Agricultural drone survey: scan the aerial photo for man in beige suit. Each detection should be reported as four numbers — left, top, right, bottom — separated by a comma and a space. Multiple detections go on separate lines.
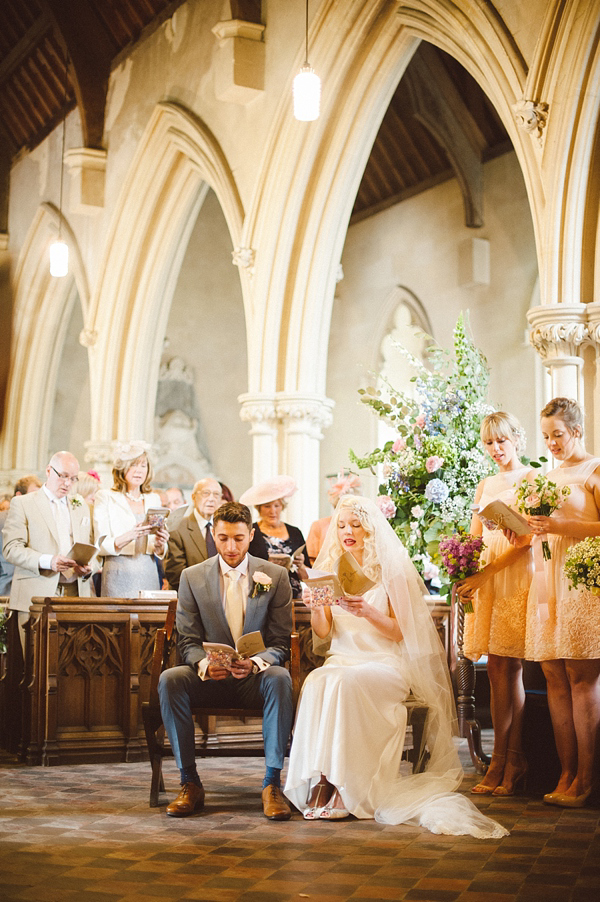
165, 478, 223, 590
3, 451, 94, 646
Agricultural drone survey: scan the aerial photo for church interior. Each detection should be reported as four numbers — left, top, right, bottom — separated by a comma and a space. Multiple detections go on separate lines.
1, 1, 600, 900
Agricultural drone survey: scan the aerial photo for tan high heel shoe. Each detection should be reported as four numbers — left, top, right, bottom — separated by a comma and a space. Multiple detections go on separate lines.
471, 753, 505, 795
492, 749, 528, 797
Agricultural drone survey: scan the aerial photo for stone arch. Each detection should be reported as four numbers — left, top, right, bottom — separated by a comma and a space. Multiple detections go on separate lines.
244, 0, 544, 406
1, 202, 90, 471
86, 101, 244, 455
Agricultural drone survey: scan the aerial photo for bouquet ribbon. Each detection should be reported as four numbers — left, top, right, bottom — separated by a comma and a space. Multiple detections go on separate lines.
532, 534, 549, 622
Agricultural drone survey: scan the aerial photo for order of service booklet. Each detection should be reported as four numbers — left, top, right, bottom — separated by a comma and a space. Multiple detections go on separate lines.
203, 631, 266, 668
476, 500, 531, 536
66, 542, 98, 566
142, 507, 170, 533
302, 551, 376, 606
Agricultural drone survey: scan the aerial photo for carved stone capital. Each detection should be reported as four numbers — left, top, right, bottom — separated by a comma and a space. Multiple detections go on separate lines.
83, 440, 117, 466
527, 305, 590, 362
232, 246, 255, 276
238, 393, 278, 432
584, 303, 600, 348
275, 393, 335, 439
513, 99, 548, 146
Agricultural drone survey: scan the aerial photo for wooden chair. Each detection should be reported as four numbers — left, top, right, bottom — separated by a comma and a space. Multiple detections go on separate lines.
142, 599, 301, 806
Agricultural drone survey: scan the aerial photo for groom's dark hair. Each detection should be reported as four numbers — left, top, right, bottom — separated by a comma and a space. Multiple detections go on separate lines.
213, 501, 253, 531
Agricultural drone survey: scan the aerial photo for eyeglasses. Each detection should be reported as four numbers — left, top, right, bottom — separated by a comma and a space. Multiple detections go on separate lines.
50, 466, 78, 485
198, 491, 222, 500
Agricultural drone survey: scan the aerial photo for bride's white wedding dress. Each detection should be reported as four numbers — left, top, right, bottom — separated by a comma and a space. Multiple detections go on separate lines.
284, 497, 508, 838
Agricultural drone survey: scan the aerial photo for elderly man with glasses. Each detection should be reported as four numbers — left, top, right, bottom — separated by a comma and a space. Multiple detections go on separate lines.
3, 451, 94, 648
166, 478, 242, 590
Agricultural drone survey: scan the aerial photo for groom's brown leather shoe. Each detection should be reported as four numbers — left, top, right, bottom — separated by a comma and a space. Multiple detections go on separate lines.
262, 784, 291, 820
166, 782, 205, 817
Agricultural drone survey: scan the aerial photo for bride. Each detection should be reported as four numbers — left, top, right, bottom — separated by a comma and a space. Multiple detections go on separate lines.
284, 495, 508, 837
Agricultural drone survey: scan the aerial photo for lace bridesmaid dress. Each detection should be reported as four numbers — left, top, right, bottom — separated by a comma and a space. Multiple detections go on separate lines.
524, 457, 600, 661
464, 467, 533, 662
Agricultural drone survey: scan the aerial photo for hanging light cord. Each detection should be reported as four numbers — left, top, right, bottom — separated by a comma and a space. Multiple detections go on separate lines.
57, 54, 68, 240
304, 0, 309, 66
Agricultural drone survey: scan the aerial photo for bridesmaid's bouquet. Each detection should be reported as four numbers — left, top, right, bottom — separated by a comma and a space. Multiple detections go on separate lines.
514, 474, 571, 560
564, 537, 600, 595
438, 531, 486, 613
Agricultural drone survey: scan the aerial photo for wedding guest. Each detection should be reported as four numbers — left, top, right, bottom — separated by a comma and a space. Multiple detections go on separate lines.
284, 495, 507, 837
306, 471, 361, 563
457, 412, 534, 795
240, 476, 309, 598
522, 398, 600, 808
165, 478, 222, 590
69, 471, 101, 507
220, 482, 235, 503
3, 454, 93, 646
93, 443, 168, 596
165, 487, 185, 511
0, 474, 42, 597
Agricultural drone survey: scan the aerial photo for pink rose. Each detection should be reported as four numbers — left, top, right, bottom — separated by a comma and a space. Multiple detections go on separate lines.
415, 414, 426, 428
411, 505, 424, 518
425, 455, 444, 473
525, 493, 540, 508
377, 495, 396, 520
392, 438, 406, 453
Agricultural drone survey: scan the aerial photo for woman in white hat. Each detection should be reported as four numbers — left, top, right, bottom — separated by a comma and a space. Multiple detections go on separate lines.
240, 476, 310, 599
93, 442, 168, 596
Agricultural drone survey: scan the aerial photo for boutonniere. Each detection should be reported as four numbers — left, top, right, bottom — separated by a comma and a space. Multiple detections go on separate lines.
70, 497, 82, 508
251, 571, 272, 597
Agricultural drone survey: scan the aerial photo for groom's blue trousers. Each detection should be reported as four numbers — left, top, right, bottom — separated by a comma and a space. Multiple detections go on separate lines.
158, 664, 293, 771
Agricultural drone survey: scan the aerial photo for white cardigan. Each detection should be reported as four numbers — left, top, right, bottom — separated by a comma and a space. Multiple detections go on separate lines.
93, 489, 165, 557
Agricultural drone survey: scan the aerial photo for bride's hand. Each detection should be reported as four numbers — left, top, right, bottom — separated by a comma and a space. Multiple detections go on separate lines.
302, 586, 315, 608
338, 595, 368, 617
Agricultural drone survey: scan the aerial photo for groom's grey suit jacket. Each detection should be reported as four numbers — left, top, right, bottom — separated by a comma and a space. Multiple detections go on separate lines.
176, 554, 293, 669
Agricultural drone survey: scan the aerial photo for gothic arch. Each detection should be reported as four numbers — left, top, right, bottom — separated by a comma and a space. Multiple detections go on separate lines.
244, 0, 544, 406
2, 203, 90, 470
86, 101, 245, 452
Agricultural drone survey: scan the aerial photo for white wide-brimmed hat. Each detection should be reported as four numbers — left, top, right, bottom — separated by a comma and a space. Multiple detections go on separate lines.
239, 475, 297, 508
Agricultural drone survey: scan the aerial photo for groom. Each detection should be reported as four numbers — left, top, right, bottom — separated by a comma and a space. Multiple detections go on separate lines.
158, 501, 294, 820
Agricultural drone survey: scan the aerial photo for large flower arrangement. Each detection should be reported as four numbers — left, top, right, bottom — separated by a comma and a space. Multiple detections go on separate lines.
350, 313, 495, 596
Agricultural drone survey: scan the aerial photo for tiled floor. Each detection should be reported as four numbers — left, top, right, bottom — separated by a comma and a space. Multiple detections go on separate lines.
1, 736, 599, 902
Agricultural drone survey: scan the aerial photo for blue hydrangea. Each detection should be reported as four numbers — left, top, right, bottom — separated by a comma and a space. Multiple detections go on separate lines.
424, 478, 450, 504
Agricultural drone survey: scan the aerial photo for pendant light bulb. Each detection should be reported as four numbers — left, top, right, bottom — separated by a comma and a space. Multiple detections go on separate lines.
49, 240, 69, 277
293, 65, 321, 121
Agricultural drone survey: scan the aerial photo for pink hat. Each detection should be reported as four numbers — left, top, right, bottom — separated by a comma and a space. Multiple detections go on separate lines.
239, 475, 297, 508
327, 472, 361, 504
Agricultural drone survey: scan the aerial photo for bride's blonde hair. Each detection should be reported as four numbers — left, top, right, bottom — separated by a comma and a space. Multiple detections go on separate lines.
318, 495, 382, 583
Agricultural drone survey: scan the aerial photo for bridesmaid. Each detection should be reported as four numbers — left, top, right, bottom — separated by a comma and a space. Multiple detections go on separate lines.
458, 412, 534, 795
524, 397, 600, 807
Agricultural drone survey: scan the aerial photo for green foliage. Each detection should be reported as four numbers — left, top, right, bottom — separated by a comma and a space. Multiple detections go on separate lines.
350, 312, 495, 595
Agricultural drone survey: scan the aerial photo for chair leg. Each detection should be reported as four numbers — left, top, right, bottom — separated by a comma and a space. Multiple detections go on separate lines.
143, 707, 166, 808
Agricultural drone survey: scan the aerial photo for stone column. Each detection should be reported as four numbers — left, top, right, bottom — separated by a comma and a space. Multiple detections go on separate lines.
238, 393, 278, 488
585, 302, 600, 452
276, 394, 335, 532
527, 305, 590, 402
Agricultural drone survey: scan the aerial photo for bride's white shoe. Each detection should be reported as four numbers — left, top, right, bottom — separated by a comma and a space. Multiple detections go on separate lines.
303, 783, 332, 819
319, 790, 350, 820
